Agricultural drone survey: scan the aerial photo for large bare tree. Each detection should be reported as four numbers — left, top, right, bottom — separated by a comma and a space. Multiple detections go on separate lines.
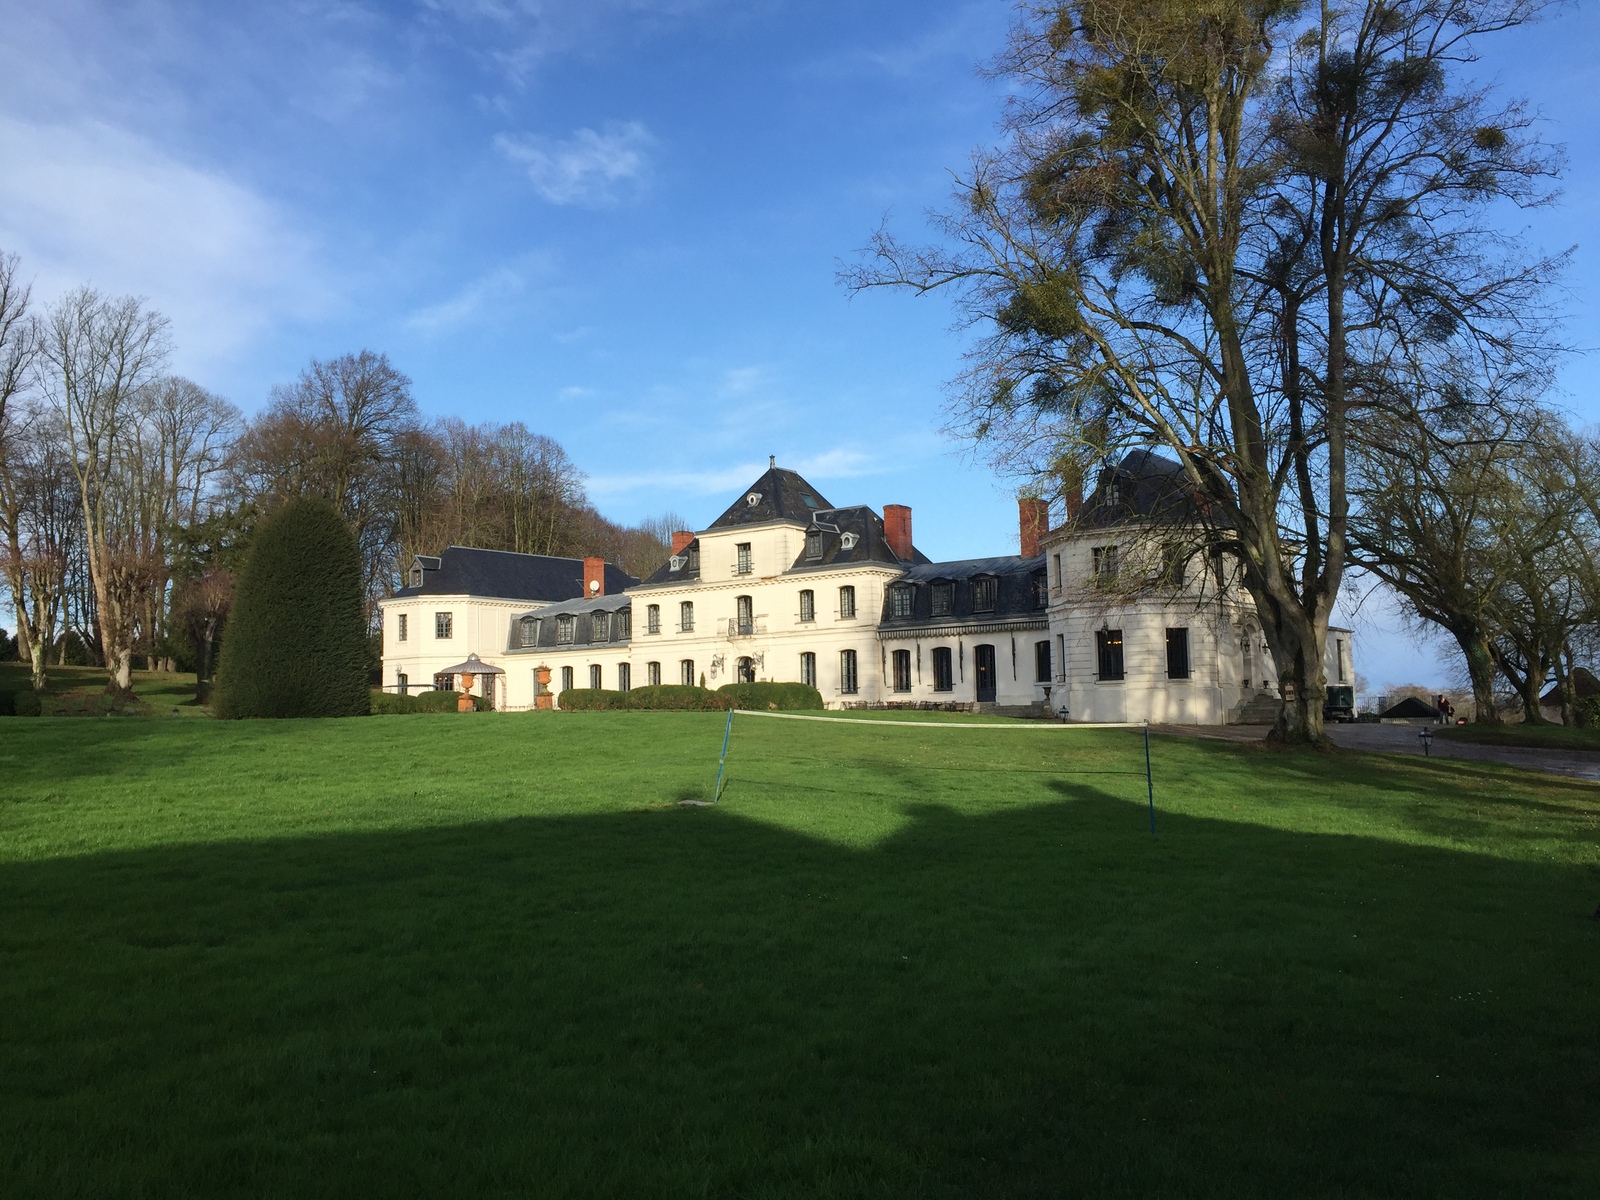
36, 287, 172, 694
849, 0, 1561, 742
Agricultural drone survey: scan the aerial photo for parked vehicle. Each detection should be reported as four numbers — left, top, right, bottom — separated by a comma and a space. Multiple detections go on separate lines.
1324, 685, 1356, 723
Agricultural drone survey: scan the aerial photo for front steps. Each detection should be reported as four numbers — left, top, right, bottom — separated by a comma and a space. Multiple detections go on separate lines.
1231, 691, 1284, 724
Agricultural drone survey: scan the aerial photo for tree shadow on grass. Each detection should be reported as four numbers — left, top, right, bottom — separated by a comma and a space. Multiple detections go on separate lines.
2, 790, 1597, 1199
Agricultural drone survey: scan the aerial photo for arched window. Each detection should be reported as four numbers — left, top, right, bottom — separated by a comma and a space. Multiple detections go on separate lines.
838, 586, 856, 619
735, 595, 753, 636
737, 656, 755, 683
647, 661, 661, 686
800, 652, 816, 687
798, 589, 814, 622
680, 659, 695, 686
840, 649, 858, 694
679, 601, 695, 632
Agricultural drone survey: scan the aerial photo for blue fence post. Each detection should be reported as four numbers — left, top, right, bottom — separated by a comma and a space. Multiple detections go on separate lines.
1144, 721, 1156, 835
713, 708, 735, 804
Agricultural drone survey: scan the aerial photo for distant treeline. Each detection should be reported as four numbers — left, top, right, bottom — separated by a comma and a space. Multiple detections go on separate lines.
0, 250, 682, 694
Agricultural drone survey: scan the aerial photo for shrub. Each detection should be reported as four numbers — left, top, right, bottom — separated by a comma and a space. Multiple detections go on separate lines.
556, 688, 633, 711
716, 681, 824, 711
613, 685, 730, 712
370, 690, 487, 714
214, 497, 371, 719
11, 690, 40, 717
1580, 695, 1600, 728
371, 690, 416, 714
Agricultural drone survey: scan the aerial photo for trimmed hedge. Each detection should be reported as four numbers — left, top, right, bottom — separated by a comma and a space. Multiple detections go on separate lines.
370, 690, 490, 714
215, 498, 371, 719
716, 681, 824, 711
555, 685, 729, 712
552, 683, 823, 713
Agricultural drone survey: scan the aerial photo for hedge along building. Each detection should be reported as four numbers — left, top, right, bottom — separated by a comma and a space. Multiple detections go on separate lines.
1040, 451, 1354, 725
378, 548, 638, 710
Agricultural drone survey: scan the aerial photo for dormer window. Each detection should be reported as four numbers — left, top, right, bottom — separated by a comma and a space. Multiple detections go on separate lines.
591, 612, 608, 642
972, 576, 997, 613
410, 566, 423, 587
840, 532, 859, 551
806, 529, 822, 559
931, 582, 953, 617
556, 615, 574, 645
519, 616, 539, 647
889, 586, 914, 619
687, 546, 699, 572
746, 492, 762, 507
1031, 570, 1048, 609
669, 555, 684, 572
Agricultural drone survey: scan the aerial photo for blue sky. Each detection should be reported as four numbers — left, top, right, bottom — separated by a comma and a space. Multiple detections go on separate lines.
2, 0, 1596, 692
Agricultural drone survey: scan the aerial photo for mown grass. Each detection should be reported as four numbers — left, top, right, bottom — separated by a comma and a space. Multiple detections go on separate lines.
0, 663, 202, 716
1, 712, 1598, 1197
1438, 720, 1600, 752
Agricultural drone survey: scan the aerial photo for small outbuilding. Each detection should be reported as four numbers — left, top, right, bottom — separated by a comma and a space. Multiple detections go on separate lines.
437, 653, 505, 711
1379, 696, 1440, 725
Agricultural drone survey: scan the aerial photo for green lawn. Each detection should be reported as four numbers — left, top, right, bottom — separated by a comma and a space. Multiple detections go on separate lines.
0, 663, 204, 716
1, 713, 1597, 1197
1438, 720, 1600, 752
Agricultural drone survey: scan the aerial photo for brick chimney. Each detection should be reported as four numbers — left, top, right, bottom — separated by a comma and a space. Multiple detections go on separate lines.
583, 556, 606, 597
1018, 497, 1050, 557
883, 504, 913, 561
670, 530, 695, 555
1065, 486, 1084, 522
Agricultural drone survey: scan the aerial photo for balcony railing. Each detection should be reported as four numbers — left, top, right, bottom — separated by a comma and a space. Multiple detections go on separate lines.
725, 619, 766, 639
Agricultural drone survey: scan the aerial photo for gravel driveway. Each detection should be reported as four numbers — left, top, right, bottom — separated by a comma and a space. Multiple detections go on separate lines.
1153, 721, 1600, 782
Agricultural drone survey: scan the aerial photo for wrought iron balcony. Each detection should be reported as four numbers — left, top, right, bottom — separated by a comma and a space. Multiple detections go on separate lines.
724, 619, 766, 639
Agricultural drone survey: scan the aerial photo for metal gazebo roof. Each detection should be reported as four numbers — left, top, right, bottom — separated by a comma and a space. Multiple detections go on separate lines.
437, 653, 504, 676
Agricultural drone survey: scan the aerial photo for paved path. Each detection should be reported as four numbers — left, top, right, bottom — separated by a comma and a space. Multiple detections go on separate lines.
1152, 722, 1600, 782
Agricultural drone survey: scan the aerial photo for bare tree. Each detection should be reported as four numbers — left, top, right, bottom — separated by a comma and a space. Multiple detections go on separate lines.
36, 287, 172, 694
848, 0, 1562, 743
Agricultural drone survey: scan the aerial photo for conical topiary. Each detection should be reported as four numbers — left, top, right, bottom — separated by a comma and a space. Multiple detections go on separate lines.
214, 496, 371, 719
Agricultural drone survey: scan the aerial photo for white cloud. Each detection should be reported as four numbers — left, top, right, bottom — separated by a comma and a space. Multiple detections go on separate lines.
405, 262, 536, 334
0, 113, 327, 372
494, 121, 655, 205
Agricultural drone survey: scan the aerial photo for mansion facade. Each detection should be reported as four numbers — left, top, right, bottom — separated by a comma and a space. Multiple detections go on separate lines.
379, 455, 1353, 723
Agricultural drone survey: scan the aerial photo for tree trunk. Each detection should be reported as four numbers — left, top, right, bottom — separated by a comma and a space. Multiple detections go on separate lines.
1262, 614, 1329, 746
1454, 629, 1501, 724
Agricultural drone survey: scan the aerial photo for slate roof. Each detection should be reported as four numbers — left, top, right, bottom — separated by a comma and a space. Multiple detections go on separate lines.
505, 594, 633, 652
1076, 449, 1203, 529
1380, 696, 1440, 719
639, 538, 701, 587
708, 465, 834, 529
787, 505, 930, 572
390, 546, 637, 602
878, 554, 1048, 633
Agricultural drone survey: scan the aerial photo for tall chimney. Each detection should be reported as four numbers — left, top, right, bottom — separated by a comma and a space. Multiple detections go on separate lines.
670, 530, 695, 555
583, 556, 606, 597
1018, 497, 1050, 557
1065, 486, 1084, 522
883, 504, 913, 561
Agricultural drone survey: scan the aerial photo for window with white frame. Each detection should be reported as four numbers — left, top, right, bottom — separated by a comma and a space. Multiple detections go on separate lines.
680, 659, 695, 686
519, 616, 538, 647
397, 613, 408, 642
590, 664, 602, 689
800, 651, 816, 687
889, 586, 914, 619
592, 612, 608, 642
647, 661, 661, 686
618, 662, 631, 691
435, 612, 453, 639
838, 586, 856, 619
616, 608, 631, 639
646, 604, 660, 634
805, 529, 823, 559
556, 615, 574, 644
799, 589, 814, 622
680, 601, 694, 632
840, 649, 858, 694
561, 666, 574, 691
736, 542, 752, 574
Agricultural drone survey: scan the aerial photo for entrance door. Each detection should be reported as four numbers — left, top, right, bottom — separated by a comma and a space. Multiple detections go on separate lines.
975, 644, 997, 702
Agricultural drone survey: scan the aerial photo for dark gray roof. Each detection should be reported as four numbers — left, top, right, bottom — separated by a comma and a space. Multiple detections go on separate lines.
640, 538, 701, 587
708, 466, 834, 529
787, 506, 929, 572
505, 596, 632, 652
1380, 696, 1439, 719
391, 546, 637, 602
1077, 450, 1202, 529
878, 554, 1047, 631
